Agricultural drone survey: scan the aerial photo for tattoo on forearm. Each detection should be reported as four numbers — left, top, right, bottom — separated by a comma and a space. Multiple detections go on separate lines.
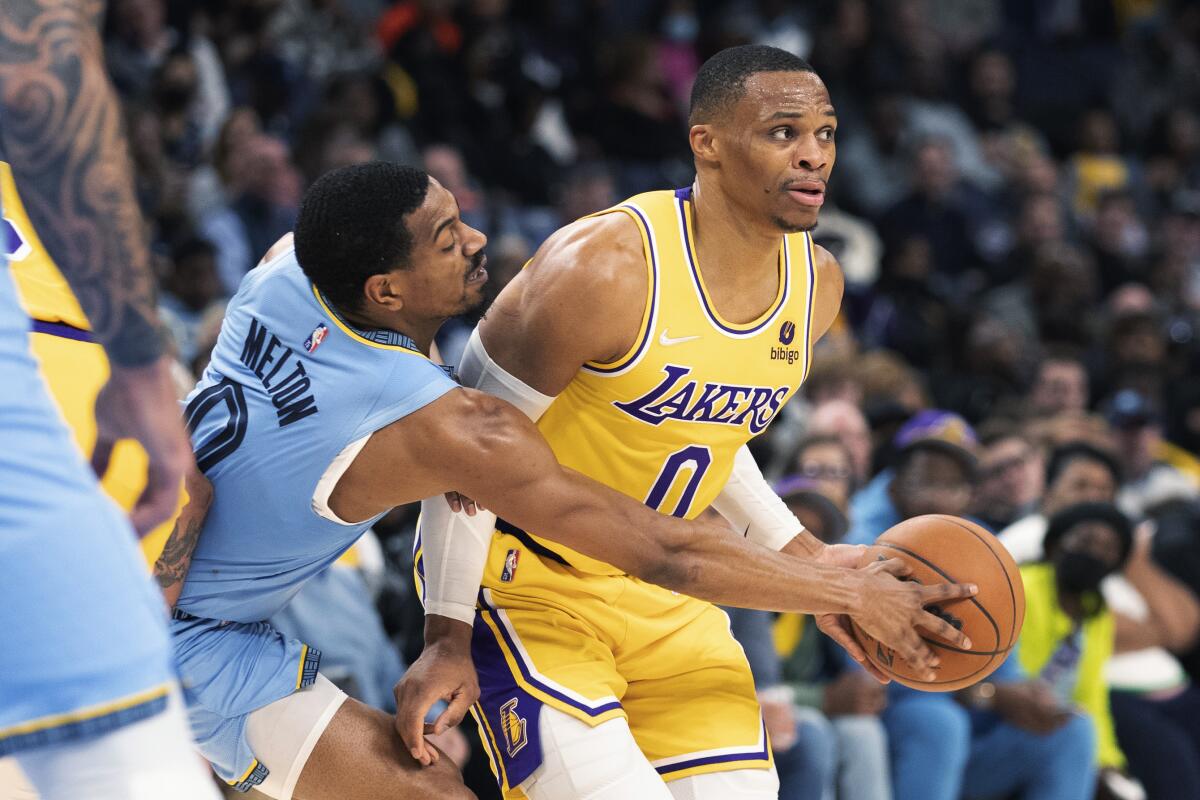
153, 515, 201, 593
0, 0, 163, 365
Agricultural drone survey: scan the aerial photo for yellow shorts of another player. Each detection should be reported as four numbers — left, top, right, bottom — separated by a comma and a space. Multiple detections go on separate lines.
28, 330, 178, 566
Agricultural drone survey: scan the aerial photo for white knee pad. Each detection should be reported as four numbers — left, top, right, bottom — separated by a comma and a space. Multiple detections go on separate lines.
666, 764, 780, 800
520, 707, 674, 800
13, 688, 221, 800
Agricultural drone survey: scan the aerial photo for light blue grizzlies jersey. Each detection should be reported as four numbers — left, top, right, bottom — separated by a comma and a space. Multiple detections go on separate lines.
175, 247, 458, 624
0, 182, 175, 756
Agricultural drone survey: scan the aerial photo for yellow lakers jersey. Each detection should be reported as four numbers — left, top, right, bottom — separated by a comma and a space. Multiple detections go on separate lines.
529, 188, 817, 574
2, 160, 179, 563
1, 161, 91, 329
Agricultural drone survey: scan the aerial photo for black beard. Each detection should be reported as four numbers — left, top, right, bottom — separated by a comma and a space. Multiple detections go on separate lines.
773, 216, 818, 234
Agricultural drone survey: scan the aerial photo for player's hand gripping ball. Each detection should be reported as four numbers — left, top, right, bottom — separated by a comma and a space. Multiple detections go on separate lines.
851, 515, 1026, 691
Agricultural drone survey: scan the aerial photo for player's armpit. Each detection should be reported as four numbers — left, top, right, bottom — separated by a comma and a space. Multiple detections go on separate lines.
477, 212, 648, 395
810, 244, 845, 341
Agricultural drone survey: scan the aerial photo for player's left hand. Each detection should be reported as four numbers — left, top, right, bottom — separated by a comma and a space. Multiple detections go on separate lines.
394, 616, 479, 767
93, 356, 192, 536
812, 543, 892, 684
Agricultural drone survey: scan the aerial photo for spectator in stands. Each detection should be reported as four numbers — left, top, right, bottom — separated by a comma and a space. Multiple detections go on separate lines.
1106, 390, 1199, 518
971, 420, 1045, 532
1026, 349, 1090, 419
1013, 502, 1135, 795
999, 441, 1121, 564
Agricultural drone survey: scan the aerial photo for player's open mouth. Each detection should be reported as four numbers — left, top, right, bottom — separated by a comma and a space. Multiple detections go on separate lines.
466, 256, 488, 285
786, 184, 825, 207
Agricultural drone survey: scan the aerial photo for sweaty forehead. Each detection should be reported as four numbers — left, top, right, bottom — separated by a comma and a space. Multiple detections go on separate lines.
407, 179, 454, 237
735, 71, 833, 121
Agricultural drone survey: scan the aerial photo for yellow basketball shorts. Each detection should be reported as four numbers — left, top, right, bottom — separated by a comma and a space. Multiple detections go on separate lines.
432, 528, 772, 798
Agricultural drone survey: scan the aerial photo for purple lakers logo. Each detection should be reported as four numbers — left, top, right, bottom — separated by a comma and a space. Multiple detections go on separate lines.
499, 698, 528, 757
779, 320, 796, 345
501, 549, 520, 583
304, 323, 328, 353
613, 364, 789, 435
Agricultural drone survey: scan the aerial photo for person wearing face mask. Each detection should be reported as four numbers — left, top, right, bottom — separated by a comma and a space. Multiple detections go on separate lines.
1017, 502, 1136, 796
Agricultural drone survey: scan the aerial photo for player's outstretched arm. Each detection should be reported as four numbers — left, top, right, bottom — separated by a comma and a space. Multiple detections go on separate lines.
0, 0, 189, 534
337, 388, 976, 649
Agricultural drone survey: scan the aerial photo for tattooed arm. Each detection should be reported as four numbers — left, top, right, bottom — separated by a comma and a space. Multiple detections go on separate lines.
154, 469, 212, 609
0, 0, 190, 535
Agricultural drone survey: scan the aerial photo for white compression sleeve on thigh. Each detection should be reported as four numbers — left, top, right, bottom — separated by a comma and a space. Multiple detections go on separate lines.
522, 707, 674, 800
709, 445, 804, 551
15, 688, 220, 800
666, 766, 781, 800
421, 329, 556, 625
243, 673, 348, 800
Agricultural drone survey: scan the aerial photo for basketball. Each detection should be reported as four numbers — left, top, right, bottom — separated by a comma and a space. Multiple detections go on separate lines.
851, 514, 1026, 692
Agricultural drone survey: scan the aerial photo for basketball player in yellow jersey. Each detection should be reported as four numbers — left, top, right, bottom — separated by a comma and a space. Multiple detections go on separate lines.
400, 45, 971, 800
0, 162, 181, 564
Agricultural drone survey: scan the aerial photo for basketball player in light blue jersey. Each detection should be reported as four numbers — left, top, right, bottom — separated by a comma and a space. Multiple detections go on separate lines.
0, 2, 220, 798
159, 161, 974, 800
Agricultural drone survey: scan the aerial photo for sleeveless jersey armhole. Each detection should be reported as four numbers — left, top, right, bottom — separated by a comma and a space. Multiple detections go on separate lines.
580, 204, 658, 375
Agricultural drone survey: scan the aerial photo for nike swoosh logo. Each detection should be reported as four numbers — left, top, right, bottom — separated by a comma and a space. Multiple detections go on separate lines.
659, 331, 701, 346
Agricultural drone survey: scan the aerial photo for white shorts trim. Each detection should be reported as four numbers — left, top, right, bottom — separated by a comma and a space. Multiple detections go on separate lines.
244, 673, 348, 800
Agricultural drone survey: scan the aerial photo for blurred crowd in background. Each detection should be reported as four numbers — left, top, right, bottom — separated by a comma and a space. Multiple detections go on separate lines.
95, 0, 1200, 797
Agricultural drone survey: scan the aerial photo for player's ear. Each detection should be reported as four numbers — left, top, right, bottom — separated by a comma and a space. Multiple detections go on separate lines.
689, 123, 719, 166
362, 273, 405, 312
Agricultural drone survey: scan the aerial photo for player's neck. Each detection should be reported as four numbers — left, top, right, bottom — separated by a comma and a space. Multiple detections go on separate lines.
690, 181, 785, 285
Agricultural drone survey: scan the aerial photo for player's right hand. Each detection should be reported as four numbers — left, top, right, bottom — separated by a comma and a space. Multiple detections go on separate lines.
394, 617, 480, 767
853, 558, 977, 681
93, 356, 191, 537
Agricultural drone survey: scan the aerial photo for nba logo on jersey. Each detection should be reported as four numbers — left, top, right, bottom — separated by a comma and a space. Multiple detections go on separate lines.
303, 323, 328, 353
501, 549, 520, 583
499, 698, 528, 757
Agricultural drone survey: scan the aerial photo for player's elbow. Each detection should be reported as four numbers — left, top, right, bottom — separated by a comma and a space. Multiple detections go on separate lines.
638, 533, 705, 595
456, 390, 536, 472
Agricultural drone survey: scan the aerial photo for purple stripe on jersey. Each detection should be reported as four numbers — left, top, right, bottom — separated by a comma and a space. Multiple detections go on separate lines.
30, 318, 96, 343
801, 232, 815, 382
676, 197, 789, 337
654, 721, 772, 776
582, 203, 658, 375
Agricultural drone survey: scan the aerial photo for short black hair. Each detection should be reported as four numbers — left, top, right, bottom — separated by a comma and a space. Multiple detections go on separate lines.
1045, 441, 1122, 487
294, 162, 430, 312
688, 45, 814, 125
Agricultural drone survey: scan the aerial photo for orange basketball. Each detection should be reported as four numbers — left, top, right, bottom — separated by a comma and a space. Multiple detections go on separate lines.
850, 514, 1026, 691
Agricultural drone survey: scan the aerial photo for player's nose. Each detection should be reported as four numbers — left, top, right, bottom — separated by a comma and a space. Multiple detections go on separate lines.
463, 223, 487, 255
792, 135, 827, 172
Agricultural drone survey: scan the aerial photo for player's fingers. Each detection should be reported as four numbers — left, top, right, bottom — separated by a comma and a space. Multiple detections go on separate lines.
130, 470, 183, 538
444, 492, 463, 513
434, 692, 473, 734
822, 617, 867, 663
895, 631, 938, 679
918, 612, 971, 650
918, 582, 978, 604
90, 438, 115, 479
859, 659, 892, 684
873, 557, 912, 578
394, 688, 436, 766
463, 498, 477, 516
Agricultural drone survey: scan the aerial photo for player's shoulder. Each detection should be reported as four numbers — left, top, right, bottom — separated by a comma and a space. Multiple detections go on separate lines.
522, 211, 646, 300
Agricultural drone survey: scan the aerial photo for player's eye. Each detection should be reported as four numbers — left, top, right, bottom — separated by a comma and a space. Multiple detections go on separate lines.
770, 126, 794, 141
818, 127, 836, 142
